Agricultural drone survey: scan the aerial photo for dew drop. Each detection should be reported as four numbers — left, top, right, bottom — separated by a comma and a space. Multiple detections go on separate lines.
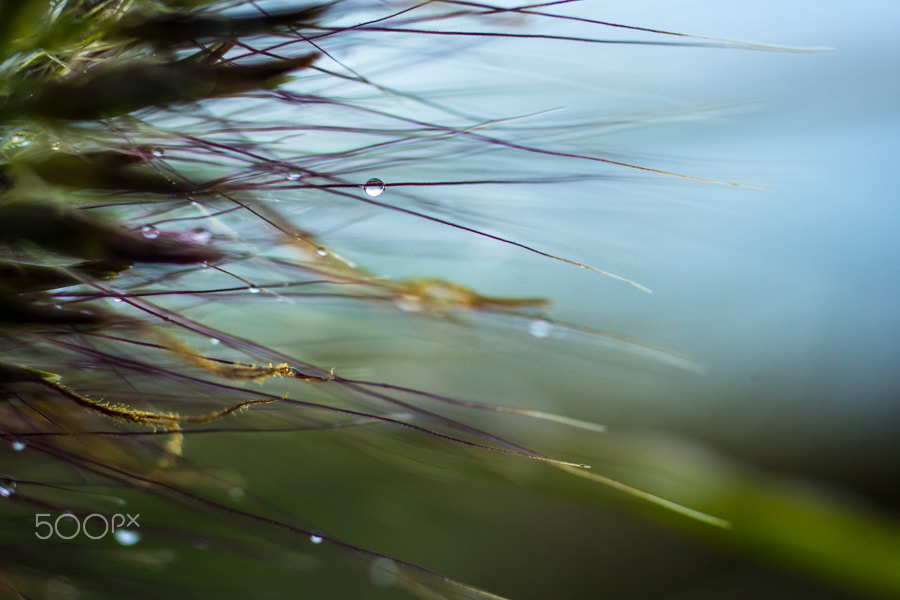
0, 476, 16, 498
50, 141, 61, 151
151, 147, 165, 158
42, 577, 78, 600
363, 178, 385, 197
247, 286, 261, 294
141, 225, 159, 239
9, 132, 29, 147
315, 247, 328, 257
11, 440, 26, 452
395, 294, 422, 313
309, 532, 323, 544
370, 558, 398, 588
191, 228, 212, 244
209, 338, 220, 345
114, 529, 141, 546
158, 549, 176, 563
112, 297, 124, 303
286, 171, 301, 181
529, 318, 552, 339
193, 537, 211, 550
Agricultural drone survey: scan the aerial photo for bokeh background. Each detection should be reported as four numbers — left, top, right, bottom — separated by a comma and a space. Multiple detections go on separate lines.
3, 1, 899, 599
258, 2, 900, 597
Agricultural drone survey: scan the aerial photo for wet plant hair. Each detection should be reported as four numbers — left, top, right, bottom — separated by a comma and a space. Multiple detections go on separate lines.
0, 1, 842, 598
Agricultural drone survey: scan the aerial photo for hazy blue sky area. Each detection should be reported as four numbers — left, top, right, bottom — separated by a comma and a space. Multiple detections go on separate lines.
573, 3, 900, 478
220, 4, 900, 597
548, 3, 900, 486
457, 2, 887, 491
293, 2, 899, 501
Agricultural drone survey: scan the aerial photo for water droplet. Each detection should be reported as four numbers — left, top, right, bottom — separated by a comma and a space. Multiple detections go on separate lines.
309, 532, 323, 544
43, 577, 78, 600
209, 338, 220, 345
369, 558, 398, 587
190, 228, 212, 244
54, 304, 62, 310
286, 171, 301, 181
152, 147, 165, 158
11, 440, 26, 452
50, 141, 61, 151
114, 529, 141, 546
0, 476, 16, 498
153, 549, 176, 565
112, 297, 124, 303
529, 319, 552, 339
9, 132, 29, 147
395, 294, 421, 313
228, 486, 245, 501
193, 537, 211, 550
141, 225, 159, 239
363, 178, 385, 197
315, 247, 328, 257
247, 286, 261, 294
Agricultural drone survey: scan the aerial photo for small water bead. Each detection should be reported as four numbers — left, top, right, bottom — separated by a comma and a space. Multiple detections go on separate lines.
369, 558, 398, 588
11, 440, 26, 452
529, 318, 552, 339
247, 286, 261, 294
190, 227, 212, 244
42, 577, 78, 600
0, 476, 16, 498
309, 532, 324, 544
141, 225, 159, 239
112, 297, 124, 303
315, 247, 328, 257
193, 537, 211, 550
363, 178, 385, 197
395, 294, 422, 313
9, 132, 29, 147
209, 338, 220, 345
114, 529, 141, 547
285, 171, 301, 181
151, 147, 165, 158
156, 549, 176, 564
